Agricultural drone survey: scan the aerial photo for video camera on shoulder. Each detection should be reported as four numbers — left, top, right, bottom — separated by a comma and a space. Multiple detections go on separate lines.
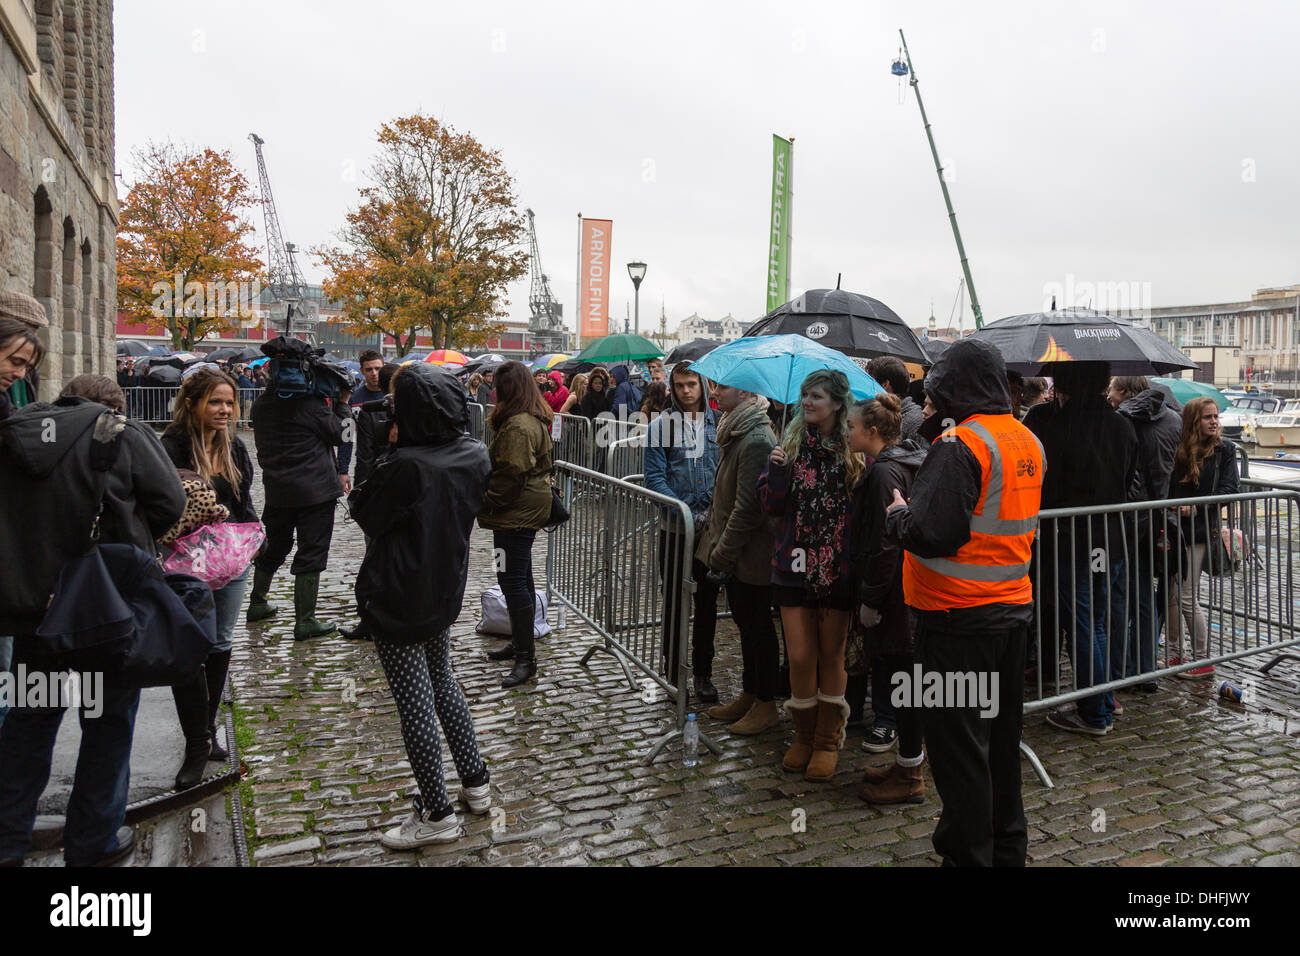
261, 336, 352, 401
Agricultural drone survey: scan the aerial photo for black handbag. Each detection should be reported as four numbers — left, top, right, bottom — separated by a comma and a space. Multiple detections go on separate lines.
30, 410, 218, 686
1204, 453, 1235, 578
544, 484, 570, 531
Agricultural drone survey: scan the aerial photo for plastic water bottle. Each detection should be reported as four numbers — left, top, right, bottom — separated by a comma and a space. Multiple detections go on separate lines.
682, 714, 699, 767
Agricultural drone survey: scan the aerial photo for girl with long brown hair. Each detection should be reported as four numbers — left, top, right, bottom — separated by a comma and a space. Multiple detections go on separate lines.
559, 372, 588, 415
758, 368, 865, 783
480, 361, 555, 687
160, 367, 259, 787
1165, 396, 1238, 678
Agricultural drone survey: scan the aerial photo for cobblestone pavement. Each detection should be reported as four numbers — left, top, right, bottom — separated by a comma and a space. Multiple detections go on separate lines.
231, 445, 1300, 867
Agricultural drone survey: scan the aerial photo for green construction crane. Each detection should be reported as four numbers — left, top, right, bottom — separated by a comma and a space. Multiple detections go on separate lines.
896, 30, 984, 329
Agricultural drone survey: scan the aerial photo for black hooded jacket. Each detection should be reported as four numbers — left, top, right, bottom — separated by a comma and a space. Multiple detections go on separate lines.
349, 364, 491, 644
578, 369, 613, 419
0, 398, 185, 635
851, 438, 927, 655
1117, 388, 1181, 504
251, 390, 345, 509
885, 339, 1040, 631
1023, 381, 1138, 560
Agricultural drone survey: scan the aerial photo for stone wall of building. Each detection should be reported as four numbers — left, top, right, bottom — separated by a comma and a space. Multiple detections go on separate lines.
0, 0, 117, 399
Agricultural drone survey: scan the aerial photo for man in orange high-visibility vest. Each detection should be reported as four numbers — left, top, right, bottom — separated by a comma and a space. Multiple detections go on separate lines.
885, 338, 1044, 867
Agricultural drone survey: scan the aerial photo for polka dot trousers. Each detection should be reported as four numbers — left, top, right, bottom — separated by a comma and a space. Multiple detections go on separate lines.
374, 629, 488, 817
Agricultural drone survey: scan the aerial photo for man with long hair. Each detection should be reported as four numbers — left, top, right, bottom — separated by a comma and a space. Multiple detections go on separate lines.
644, 366, 720, 700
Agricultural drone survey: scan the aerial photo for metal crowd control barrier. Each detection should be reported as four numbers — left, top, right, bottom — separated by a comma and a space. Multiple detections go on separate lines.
607, 428, 648, 480
1022, 487, 1300, 788
123, 386, 262, 427
467, 401, 486, 441
553, 413, 594, 470
546, 460, 723, 764
468, 404, 595, 471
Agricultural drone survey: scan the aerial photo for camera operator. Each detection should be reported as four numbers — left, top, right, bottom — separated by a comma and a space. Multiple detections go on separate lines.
246, 339, 350, 640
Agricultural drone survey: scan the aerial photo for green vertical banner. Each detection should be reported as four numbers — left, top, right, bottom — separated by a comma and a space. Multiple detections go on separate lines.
766, 134, 793, 314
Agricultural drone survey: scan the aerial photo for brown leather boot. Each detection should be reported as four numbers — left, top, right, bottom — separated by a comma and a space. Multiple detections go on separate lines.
862, 763, 893, 785
804, 694, 850, 782
728, 699, 780, 735
781, 698, 818, 772
707, 692, 755, 722
859, 761, 925, 805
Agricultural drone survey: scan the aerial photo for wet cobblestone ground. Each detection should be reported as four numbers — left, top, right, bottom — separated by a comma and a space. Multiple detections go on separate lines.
231, 447, 1300, 867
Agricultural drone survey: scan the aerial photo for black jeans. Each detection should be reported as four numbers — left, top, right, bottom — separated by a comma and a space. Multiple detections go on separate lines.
915, 617, 1027, 867
257, 499, 336, 575
492, 528, 537, 627
872, 653, 923, 758
726, 580, 778, 701
657, 528, 720, 682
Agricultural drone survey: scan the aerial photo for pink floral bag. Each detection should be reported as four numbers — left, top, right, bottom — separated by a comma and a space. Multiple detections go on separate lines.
162, 522, 265, 590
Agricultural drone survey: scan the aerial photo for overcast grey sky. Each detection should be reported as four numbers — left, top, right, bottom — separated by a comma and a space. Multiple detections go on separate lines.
114, 0, 1300, 336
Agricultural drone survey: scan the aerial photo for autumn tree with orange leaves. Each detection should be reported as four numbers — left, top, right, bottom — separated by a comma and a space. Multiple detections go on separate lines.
116, 143, 265, 350
314, 115, 528, 355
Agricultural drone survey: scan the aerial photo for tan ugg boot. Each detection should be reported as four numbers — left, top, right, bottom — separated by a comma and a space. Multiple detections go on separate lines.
728, 699, 780, 735
781, 698, 818, 772
859, 761, 925, 805
707, 692, 755, 722
804, 693, 850, 782
862, 763, 893, 785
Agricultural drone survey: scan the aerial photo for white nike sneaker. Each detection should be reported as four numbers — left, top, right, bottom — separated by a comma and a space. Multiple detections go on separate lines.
380, 801, 461, 850
458, 782, 492, 816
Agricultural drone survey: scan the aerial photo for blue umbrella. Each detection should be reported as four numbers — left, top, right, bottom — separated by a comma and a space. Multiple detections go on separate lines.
688, 334, 884, 405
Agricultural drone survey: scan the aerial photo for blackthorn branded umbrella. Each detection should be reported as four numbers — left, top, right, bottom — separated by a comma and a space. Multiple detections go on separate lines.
970, 309, 1197, 376
744, 289, 928, 363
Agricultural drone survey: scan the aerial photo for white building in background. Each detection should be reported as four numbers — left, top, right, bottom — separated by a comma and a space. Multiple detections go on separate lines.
674, 313, 747, 345
1117, 284, 1300, 385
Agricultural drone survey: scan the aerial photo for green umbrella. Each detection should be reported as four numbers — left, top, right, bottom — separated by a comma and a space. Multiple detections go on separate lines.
1150, 377, 1230, 410
573, 333, 664, 363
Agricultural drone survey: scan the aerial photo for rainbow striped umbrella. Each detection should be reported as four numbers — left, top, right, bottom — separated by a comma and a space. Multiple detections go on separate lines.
531, 352, 571, 370
423, 349, 469, 367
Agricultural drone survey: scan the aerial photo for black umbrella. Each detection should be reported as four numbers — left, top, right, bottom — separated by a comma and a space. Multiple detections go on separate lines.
922, 338, 954, 361
135, 355, 183, 370
116, 340, 152, 357
203, 347, 243, 362
970, 309, 1197, 376
553, 359, 598, 376
461, 355, 507, 376
143, 365, 182, 386
665, 338, 722, 365
744, 289, 929, 364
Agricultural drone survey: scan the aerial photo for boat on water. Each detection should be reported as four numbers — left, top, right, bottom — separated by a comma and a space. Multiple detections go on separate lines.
1252, 399, 1300, 452
1220, 393, 1285, 443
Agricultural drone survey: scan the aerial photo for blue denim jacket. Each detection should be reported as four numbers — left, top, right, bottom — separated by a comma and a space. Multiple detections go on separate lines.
643, 406, 719, 519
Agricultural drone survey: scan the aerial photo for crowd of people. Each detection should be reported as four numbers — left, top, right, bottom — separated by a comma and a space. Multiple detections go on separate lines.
0, 290, 1243, 865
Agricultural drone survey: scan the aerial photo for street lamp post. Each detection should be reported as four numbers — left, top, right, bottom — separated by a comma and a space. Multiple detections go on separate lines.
627, 261, 647, 336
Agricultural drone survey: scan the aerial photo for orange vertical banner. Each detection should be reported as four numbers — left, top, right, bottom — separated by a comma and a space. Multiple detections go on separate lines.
580, 218, 613, 340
